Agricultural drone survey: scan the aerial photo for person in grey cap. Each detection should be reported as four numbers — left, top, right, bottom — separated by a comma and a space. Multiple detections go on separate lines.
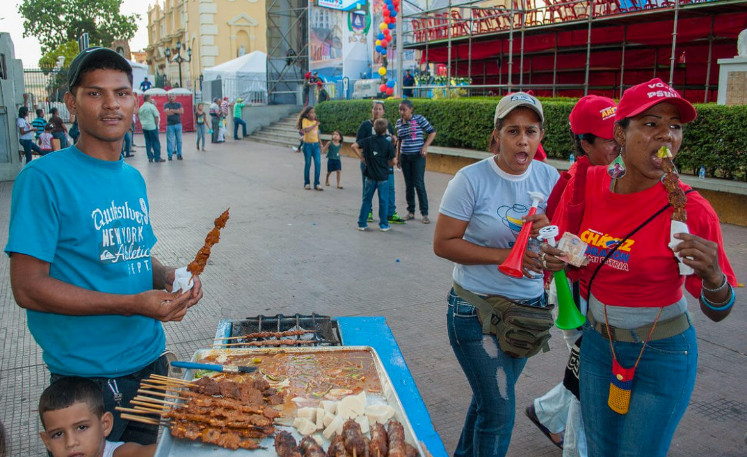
4, 47, 203, 445
433, 92, 559, 457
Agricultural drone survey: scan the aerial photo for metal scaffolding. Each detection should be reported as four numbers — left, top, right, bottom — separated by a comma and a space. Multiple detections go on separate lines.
267, 0, 309, 104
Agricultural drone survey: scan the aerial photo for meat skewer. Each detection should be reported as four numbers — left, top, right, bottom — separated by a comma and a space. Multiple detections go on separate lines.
275, 431, 303, 457
343, 419, 366, 457
387, 419, 407, 457
300, 436, 327, 457
369, 422, 388, 457
215, 329, 317, 341
187, 208, 229, 278
328, 433, 349, 457
215, 339, 318, 348
657, 146, 687, 222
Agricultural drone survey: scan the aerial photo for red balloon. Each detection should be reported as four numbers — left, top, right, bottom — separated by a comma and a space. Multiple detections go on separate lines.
383, 7, 389, 14
386, 87, 394, 95
379, 84, 387, 92
385, 16, 392, 24
381, 39, 389, 47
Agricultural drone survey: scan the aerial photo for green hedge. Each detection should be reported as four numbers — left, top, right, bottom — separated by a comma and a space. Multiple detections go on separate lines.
315, 98, 747, 181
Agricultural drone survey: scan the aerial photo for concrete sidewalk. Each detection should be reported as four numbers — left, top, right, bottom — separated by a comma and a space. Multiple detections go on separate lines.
0, 133, 744, 456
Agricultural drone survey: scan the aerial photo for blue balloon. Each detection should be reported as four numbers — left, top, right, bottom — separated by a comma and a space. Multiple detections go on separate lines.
388, 22, 395, 29
391, 11, 397, 18
376, 45, 383, 53
378, 32, 385, 40
381, 48, 387, 55
386, 80, 395, 88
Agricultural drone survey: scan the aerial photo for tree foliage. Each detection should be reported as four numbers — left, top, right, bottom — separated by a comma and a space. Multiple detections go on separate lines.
38, 41, 80, 72
19, 0, 139, 54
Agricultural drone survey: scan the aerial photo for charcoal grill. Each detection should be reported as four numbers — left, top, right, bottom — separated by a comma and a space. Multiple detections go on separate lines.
213, 313, 342, 348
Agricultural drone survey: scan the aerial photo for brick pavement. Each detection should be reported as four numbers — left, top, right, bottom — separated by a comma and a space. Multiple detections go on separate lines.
0, 133, 744, 456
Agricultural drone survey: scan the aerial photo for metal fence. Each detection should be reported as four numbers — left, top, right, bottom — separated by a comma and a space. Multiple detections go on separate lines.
23, 68, 71, 120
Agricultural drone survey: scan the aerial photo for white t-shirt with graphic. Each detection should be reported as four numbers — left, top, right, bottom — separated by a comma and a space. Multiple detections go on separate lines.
439, 156, 559, 298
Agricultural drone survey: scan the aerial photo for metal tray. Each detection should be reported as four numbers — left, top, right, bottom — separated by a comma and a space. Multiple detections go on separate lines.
154, 346, 425, 457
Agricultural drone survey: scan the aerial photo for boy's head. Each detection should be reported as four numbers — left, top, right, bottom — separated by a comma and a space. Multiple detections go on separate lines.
67, 47, 133, 95
50, 107, 58, 116
35, 109, 44, 118
374, 118, 388, 136
39, 377, 113, 457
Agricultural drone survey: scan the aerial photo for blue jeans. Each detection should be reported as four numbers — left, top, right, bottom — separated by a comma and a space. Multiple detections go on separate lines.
52, 131, 68, 149
196, 124, 206, 149
580, 323, 697, 457
400, 154, 428, 216
303, 142, 321, 187
143, 129, 161, 161
166, 124, 183, 158
121, 131, 132, 156
447, 289, 527, 457
233, 117, 247, 139
360, 164, 397, 218
20, 139, 41, 163
358, 177, 389, 228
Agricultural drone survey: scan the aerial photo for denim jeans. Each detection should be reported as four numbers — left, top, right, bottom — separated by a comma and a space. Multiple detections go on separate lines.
233, 117, 247, 139
142, 129, 161, 161
196, 123, 206, 149
121, 130, 132, 156
580, 323, 697, 457
448, 289, 527, 457
358, 177, 389, 228
52, 131, 68, 149
400, 154, 428, 215
50, 354, 169, 445
20, 139, 41, 163
303, 142, 321, 187
360, 164, 396, 218
166, 124, 182, 158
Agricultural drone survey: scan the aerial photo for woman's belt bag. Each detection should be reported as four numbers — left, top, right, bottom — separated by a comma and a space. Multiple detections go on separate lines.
453, 282, 554, 358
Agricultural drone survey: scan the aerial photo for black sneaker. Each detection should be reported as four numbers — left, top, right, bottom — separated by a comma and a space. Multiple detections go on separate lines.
388, 213, 407, 225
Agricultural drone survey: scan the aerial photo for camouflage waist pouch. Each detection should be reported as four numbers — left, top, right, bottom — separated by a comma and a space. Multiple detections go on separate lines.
453, 282, 554, 358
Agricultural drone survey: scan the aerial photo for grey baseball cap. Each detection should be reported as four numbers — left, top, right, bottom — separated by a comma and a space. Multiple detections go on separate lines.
494, 92, 544, 127
67, 47, 132, 92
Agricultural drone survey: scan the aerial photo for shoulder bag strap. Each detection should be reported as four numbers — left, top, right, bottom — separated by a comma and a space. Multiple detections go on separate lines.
587, 189, 695, 296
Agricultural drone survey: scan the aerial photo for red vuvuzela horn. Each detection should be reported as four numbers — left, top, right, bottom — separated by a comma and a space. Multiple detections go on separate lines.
498, 192, 545, 278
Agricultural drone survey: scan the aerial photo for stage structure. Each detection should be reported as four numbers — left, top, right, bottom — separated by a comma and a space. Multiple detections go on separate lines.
267, 0, 309, 104
401, 0, 747, 103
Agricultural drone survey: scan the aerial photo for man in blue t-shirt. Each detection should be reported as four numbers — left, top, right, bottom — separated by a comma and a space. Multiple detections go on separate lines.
139, 76, 152, 91
4, 47, 203, 446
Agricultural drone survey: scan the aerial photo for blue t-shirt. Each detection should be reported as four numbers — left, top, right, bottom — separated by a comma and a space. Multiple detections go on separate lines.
439, 157, 559, 298
4, 146, 164, 377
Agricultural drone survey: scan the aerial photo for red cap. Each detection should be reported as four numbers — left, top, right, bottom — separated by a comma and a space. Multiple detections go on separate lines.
569, 95, 617, 139
615, 78, 696, 124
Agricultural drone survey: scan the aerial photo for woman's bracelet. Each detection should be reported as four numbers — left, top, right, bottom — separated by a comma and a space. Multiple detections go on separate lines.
702, 274, 728, 293
700, 286, 735, 312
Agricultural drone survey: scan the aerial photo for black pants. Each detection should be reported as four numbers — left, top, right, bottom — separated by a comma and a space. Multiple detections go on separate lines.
211, 116, 221, 143
50, 354, 169, 445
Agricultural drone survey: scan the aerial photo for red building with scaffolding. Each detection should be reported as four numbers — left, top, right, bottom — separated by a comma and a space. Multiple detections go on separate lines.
403, 0, 747, 102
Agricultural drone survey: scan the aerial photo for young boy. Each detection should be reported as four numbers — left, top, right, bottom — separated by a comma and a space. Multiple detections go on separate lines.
352, 118, 395, 231
39, 377, 155, 457
39, 124, 54, 154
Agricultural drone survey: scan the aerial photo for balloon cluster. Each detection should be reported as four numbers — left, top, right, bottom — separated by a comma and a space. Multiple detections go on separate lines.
376, 0, 400, 96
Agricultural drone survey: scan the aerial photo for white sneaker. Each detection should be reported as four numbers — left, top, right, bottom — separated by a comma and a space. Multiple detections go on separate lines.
304, 184, 311, 190
292, 146, 299, 152
358, 226, 367, 231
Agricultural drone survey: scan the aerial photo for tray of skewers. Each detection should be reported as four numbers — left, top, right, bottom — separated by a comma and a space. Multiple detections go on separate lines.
127, 346, 426, 457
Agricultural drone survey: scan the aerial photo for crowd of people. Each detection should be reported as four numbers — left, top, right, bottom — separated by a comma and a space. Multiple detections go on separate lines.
4, 45, 739, 457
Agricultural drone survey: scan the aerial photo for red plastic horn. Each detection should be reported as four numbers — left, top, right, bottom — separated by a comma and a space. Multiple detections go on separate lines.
498, 192, 545, 278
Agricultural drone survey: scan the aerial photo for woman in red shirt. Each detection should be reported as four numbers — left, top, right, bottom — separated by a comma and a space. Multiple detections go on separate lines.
541, 79, 737, 457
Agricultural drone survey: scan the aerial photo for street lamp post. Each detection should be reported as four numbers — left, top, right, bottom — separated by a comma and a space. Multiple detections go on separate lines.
165, 40, 192, 88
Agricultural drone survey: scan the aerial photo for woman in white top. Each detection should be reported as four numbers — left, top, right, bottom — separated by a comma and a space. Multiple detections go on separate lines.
17, 106, 42, 163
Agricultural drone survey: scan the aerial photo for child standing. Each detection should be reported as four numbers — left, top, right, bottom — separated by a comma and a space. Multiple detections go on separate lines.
352, 119, 395, 231
323, 130, 343, 189
38, 377, 155, 457
297, 106, 323, 190
38, 124, 54, 155
195, 104, 207, 151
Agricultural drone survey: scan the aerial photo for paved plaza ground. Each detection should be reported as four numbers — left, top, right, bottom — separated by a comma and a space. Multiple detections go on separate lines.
0, 133, 744, 456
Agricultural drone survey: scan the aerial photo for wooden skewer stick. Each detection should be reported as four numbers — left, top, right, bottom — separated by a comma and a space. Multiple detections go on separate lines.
144, 378, 189, 388
214, 330, 316, 341
149, 374, 194, 384
133, 395, 179, 406
130, 400, 172, 410
115, 406, 163, 415
119, 413, 167, 426
137, 389, 182, 400
214, 340, 316, 347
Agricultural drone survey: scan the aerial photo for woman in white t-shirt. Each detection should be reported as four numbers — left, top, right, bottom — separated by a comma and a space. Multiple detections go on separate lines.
433, 92, 559, 457
17, 106, 42, 163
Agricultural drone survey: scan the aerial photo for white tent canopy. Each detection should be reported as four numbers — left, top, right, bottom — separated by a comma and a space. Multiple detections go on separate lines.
203, 51, 267, 103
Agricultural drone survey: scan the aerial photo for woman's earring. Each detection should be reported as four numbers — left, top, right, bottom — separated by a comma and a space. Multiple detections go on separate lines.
607, 149, 627, 180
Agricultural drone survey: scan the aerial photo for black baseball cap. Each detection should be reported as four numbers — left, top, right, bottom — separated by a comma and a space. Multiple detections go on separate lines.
67, 47, 132, 92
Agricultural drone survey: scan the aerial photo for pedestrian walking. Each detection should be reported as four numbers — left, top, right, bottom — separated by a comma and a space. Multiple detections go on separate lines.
139, 95, 163, 162
297, 106, 323, 190
209, 98, 221, 143
232, 98, 247, 140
